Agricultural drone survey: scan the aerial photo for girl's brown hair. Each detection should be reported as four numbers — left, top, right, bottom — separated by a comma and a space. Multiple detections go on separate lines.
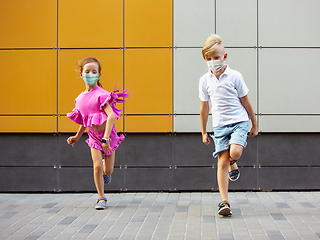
77, 57, 103, 88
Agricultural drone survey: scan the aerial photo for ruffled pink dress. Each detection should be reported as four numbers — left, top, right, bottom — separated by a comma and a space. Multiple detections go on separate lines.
67, 86, 128, 155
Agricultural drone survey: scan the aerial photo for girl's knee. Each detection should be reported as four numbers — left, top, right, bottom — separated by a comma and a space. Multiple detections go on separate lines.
94, 163, 103, 173
104, 168, 114, 175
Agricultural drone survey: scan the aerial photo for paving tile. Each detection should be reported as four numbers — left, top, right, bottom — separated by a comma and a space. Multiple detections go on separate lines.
0, 192, 320, 239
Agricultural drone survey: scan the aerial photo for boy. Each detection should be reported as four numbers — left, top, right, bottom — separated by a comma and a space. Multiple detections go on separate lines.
199, 34, 258, 216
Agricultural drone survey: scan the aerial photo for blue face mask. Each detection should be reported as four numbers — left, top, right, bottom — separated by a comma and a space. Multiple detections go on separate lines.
82, 73, 99, 85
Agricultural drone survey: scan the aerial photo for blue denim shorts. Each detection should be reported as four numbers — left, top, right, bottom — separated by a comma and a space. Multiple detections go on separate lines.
211, 121, 249, 158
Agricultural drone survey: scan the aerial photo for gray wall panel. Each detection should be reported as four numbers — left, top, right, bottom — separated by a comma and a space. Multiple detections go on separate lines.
228, 167, 257, 190
173, 133, 214, 167
258, 167, 320, 190
59, 167, 124, 192
58, 134, 92, 167
58, 133, 126, 167
0, 167, 57, 192
124, 134, 173, 167
125, 168, 173, 191
1, 133, 319, 192
173, 167, 216, 191
0, 133, 57, 167
258, 133, 320, 167
239, 137, 258, 167
59, 167, 95, 192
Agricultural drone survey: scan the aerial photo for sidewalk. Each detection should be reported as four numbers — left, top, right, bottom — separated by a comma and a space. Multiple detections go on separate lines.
0, 191, 319, 239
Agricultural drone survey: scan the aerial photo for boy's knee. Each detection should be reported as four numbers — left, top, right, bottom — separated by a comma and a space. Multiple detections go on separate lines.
229, 148, 242, 160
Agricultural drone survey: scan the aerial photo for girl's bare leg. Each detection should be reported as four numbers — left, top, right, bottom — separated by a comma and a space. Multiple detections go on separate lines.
91, 148, 105, 199
103, 151, 115, 175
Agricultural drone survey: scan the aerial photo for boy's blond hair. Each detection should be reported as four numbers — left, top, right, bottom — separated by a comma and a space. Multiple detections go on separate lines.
202, 34, 223, 60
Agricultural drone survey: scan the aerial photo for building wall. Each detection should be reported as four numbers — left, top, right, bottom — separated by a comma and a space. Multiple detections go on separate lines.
0, 0, 319, 192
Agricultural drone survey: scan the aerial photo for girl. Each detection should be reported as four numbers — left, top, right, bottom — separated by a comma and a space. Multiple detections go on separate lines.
67, 57, 128, 210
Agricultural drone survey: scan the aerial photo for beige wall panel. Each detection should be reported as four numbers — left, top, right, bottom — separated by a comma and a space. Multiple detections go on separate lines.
216, 0, 257, 47
125, 0, 172, 47
58, 116, 123, 133
174, 115, 212, 133
58, 0, 123, 48
260, 115, 320, 132
0, 50, 57, 115
0, 116, 56, 133
0, 0, 57, 48
259, 0, 320, 47
125, 115, 172, 133
259, 48, 320, 114
174, 0, 215, 47
58, 49, 123, 115
125, 49, 172, 114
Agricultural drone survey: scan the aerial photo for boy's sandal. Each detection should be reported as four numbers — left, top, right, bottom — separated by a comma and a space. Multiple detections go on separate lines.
228, 169, 240, 181
95, 197, 107, 210
230, 159, 237, 165
218, 200, 232, 216
103, 174, 112, 184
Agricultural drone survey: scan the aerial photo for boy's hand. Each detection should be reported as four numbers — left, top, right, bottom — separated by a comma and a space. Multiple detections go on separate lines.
202, 133, 210, 145
67, 136, 79, 147
248, 126, 258, 137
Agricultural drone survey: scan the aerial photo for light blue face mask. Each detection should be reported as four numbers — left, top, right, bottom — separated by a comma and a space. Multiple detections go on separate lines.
82, 73, 99, 85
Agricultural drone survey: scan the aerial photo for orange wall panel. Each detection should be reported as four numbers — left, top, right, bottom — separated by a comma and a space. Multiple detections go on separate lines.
58, 49, 124, 115
0, 116, 57, 133
125, 0, 173, 47
0, 50, 57, 115
124, 48, 172, 114
125, 115, 172, 133
58, 0, 123, 48
0, 0, 57, 48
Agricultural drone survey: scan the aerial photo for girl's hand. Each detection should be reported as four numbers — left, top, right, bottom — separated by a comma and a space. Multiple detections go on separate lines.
102, 138, 112, 152
202, 133, 210, 145
67, 136, 79, 147
248, 125, 258, 138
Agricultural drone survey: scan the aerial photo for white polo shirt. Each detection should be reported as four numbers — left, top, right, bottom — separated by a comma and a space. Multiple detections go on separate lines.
199, 65, 249, 128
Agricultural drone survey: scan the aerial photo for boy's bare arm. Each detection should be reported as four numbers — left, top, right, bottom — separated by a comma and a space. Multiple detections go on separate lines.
240, 95, 258, 137
200, 101, 210, 145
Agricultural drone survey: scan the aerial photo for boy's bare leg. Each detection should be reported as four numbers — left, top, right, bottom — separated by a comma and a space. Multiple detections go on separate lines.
217, 150, 230, 202
229, 144, 244, 172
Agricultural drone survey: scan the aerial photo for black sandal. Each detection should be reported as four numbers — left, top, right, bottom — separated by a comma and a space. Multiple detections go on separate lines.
228, 169, 240, 181
230, 158, 237, 165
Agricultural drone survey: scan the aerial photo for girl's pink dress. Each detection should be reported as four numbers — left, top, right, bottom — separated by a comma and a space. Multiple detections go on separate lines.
67, 86, 128, 155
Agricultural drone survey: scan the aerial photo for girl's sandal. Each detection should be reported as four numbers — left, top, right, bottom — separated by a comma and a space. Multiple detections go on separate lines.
95, 197, 107, 210
103, 174, 112, 184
